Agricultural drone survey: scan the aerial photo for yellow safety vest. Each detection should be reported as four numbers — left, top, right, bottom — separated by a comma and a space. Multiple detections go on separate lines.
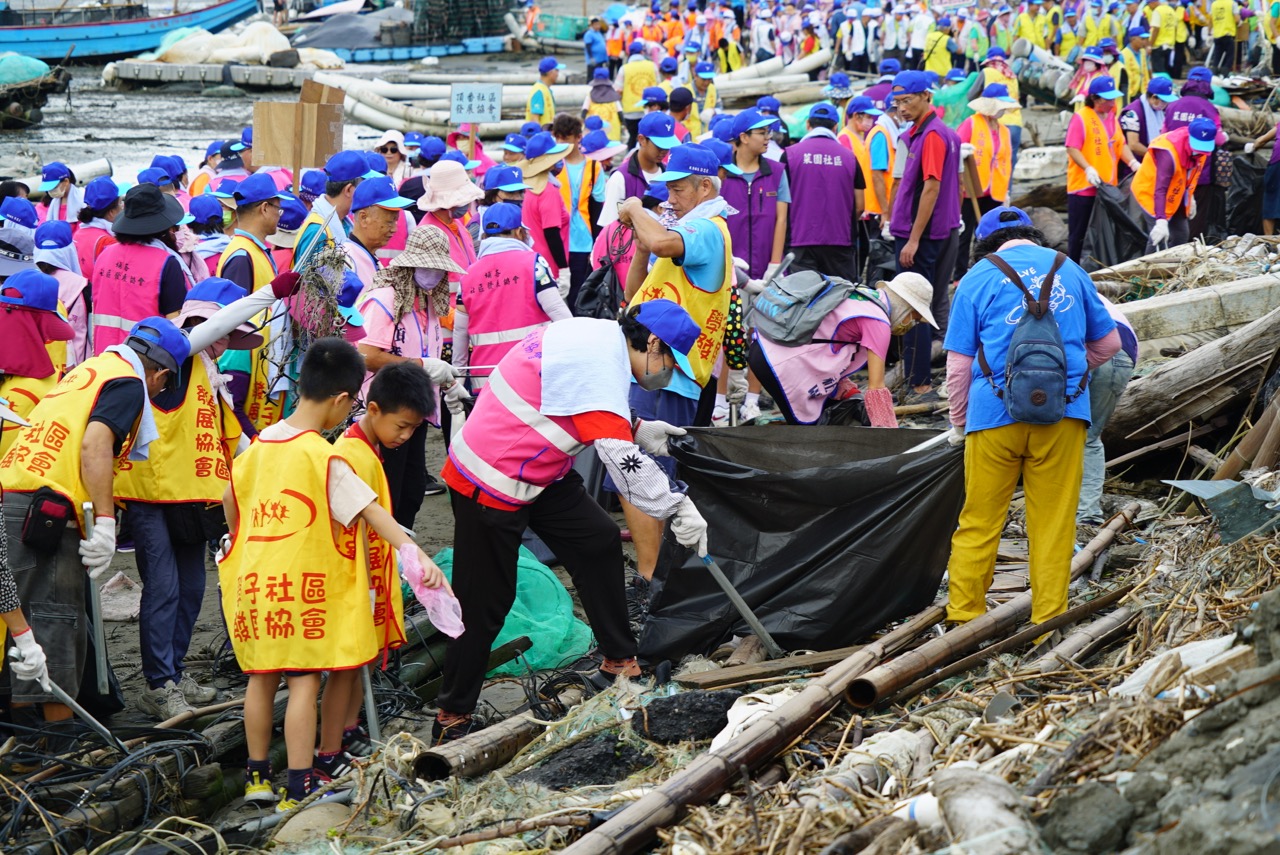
0, 352, 140, 526
333, 425, 406, 658
681, 82, 717, 139
1150, 4, 1178, 46
0, 320, 68, 459
217, 235, 284, 433
113, 355, 241, 503
1083, 11, 1101, 45
586, 99, 624, 141
1211, 0, 1236, 36
526, 80, 555, 124
629, 216, 733, 387
1119, 46, 1151, 99
1015, 11, 1045, 47
620, 59, 658, 113
218, 430, 379, 673
970, 114, 1013, 202
923, 30, 953, 76
1058, 24, 1079, 57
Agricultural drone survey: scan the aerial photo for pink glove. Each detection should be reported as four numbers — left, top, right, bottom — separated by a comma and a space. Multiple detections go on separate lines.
399, 544, 465, 638
836, 377, 861, 400
864, 386, 898, 428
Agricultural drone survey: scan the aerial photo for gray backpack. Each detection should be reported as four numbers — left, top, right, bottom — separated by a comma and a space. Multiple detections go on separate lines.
754, 271, 889, 346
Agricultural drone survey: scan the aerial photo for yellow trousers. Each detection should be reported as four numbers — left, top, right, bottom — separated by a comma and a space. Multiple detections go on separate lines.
946, 419, 1086, 626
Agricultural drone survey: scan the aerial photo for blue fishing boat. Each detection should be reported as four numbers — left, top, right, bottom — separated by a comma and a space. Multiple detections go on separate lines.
0, 0, 260, 62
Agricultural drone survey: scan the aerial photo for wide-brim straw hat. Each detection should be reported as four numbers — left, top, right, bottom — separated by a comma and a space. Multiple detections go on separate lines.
879, 272, 939, 328
416, 161, 484, 212
968, 96, 1018, 116
515, 150, 566, 179
388, 223, 467, 274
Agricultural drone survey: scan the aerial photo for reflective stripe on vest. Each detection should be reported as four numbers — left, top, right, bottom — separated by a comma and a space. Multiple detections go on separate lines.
470, 323, 549, 346
1067, 107, 1122, 194
459, 248, 551, 374
970, 115, 1012, 201
90, 242, 167, 355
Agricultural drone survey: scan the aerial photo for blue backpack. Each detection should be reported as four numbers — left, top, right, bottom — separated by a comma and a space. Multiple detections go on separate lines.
976, 251, 1088, 425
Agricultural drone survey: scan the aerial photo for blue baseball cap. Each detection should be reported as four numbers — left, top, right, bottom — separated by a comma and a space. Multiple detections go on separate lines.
639, 86, 670, 107
660, 56, 679, 73
709, 115, 737, 142
364, 151, 388, 175
38, 162, 72, 192
126, 316, 191, 374
638, 112, 682, 148
276, 195, 308, 230
846, 95, 883, 116
189, 194, 224, 223
204, 140, 224, 160
756, 95, 781, 114
1187, 65, 1212, 82
300, 169, 327, 198
350, 175, 413, 212
521, 121, 543, 137
643, 181, 669, 203
1099, 37, 1118, 52
403, 131, 425, 150
980, 83, 1017, 101
1188, 117, 1217, 153
629, 39, 645, 54
684, 41, 703, 53
936, 14, 950, 25
879, 58, 901, 75
484, 165, 531, 192
0, 270, 70, 337
211, 178, 240, 199
580, 130, 627, 159
594, 66, 612, 80
182, 277, 248, 312
233, 172, 290, 207
1147, 76, 1177, 102
1087, 75, 1123, 99
230, 127, 252, 152
975, 205, 1033, 239
501, 133, 528, 153
703, 138, 742, 176
984, 47, 1007, 62
585, 115, 605, 131
634, 298, 700, 355
34, 220, 73, 250
325, 150, 381, 183
440, 149, 481, 170
731, 107, 776, 138
421, 136, 448, 159
892, 70, 932, 95
138, 167, 173, 187
482, 202, 524, 235
525, 131, 570, 159
808, 102, 840, 122
1064, 5, 1076, 12
1128, 25, 1150, 38
538, 57, 567, 74
83, 176, 122, 211
945, 69, 966, 82
654, 143, 720, 181
0, 197, 38, 230
159, 154, 187, 177
695, 60, 717, 79
1081, 47, 1105, 63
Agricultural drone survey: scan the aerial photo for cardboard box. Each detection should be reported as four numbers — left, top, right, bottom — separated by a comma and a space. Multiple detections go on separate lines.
252, 92, 343, 192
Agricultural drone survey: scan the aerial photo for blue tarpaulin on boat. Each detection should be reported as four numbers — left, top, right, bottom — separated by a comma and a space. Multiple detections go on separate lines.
0, 52, 51, 86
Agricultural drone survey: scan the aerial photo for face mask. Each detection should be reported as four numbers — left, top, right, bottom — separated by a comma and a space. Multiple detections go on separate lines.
450, 205, 470, 219
889, 294, 915, 336
636, 350, 674, 390
414, 267, 445, 290
49, 184, 67, 199
222, 209, 234, 227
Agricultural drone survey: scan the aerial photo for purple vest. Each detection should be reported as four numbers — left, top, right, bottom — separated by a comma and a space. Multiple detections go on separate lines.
721, 156, 785, 278
619, 153, 650, 200
890, 113, 962, 242
864, 81, 893, 112
785, 133, 857, 247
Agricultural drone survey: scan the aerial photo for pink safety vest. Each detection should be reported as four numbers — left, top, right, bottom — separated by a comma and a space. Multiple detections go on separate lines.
53, 268, 91, 369
753, 294, 892, 425
376, 210, 411, 267
459, 248, 552, 382
417, 214, 478, 340
74, 226, 115, 279
344, 239, 379, 290
174, 190, 192, 211
446, 326, 589, 506
37, 200, 78, 231
90, 243, 169, 354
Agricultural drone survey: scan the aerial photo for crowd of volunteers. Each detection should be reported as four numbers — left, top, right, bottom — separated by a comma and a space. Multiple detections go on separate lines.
1, 0, 1261, 813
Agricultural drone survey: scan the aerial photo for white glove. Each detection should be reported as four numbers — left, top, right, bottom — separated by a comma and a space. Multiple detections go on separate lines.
700, 106, 715, 124
958, 218, 966, 235
744, 278, 767, 295
1245, 142, 1257, 154
726, 369, 749, 405
670, 495, 708, 557
421, 357, 460, 388
555, 265, 572, 299
634, 419, 687, 457
881, 220, 893, 241
79, 516, 116, 580
761, 261, 782, 284
1188, 195, 1198, 220
732, 256, 751, 274
444, 381, 471, 416
215, 533, 232, 563
959, 142, 975, 159
9, 630, 51, 692
946, 426, 966, 447
1084, 165, 1102, 187
1149, 218, 1170, 246
1070, 94, 1085, 104
1188, 35, 1196, 49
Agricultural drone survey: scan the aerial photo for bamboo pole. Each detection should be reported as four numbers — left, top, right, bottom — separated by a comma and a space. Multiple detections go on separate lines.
1213, 398, 1279, 481
561, 605, 945, 855
1020, 606, 1137, 677
845, 503, 1140, 709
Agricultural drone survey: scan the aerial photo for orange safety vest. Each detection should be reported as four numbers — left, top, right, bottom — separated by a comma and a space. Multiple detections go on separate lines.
642, 23, 664, 42
558, 158, 600, 233
864, 123, 896, 215
606, 29, 624, 57
1066, 106, 1123, 194
1131, 128, 1206, 218
968, 114, 1012, 202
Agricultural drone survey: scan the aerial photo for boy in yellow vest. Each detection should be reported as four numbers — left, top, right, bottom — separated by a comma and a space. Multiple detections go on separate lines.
526, 57, 565, 127
220, 337, 447, 811
315, 361, 432, 772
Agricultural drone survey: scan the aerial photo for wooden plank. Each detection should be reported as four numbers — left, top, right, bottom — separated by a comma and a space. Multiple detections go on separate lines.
676, 644, 865, 689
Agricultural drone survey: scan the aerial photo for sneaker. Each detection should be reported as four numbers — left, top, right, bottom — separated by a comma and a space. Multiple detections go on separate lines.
711, 404, 729, 425
738, 401, 761, 422
136, 680, 194, 720
116, 539, 135, 554
275, 788, 302, 813
342, 724, 375, 758
431, 712, 483, 746
177, 672, 217, 706
423, 474, 447, 497
244, 769, 277, 804
313, 751, 355, 783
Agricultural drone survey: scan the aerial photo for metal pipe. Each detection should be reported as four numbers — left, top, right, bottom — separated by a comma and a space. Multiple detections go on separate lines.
845, 502, 1140, 709
361, 665, 381, 744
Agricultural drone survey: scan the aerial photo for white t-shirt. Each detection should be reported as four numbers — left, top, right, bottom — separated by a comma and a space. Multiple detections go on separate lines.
908, 12, 934, 49
258, 421, 377, 527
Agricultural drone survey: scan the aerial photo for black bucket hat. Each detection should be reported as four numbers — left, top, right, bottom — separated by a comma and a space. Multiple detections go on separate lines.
112, 184, 186, 237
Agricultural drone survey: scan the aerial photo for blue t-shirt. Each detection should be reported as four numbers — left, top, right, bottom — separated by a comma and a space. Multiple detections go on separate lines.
944, 244, 1116, 434
584, 29, 608, 64
869, 132, 891, 171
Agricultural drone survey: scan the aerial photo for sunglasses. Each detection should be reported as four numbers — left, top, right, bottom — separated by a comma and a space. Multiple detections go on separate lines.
376, 145, 400, 154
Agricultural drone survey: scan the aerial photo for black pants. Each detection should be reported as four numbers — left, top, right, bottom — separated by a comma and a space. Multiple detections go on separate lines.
1152, 45, 1173, 74
955, 195, 1000, 279
624, 116, 641, 147
1211, 34, 1235, 73
1066, 192, 1096, 265
895, 232, 951, 387
382, 419, 428, 529
789, 243, 858, 282
567, 251, 592, 311
849, 53, 869, 74
436, 470, 635, 714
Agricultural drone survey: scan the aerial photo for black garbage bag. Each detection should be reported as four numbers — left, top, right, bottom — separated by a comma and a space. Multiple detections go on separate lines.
1227, 153, 1266, 238
865, 237, 897, 284
1080, 182, 1148, 272
637, 425, 965, 662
